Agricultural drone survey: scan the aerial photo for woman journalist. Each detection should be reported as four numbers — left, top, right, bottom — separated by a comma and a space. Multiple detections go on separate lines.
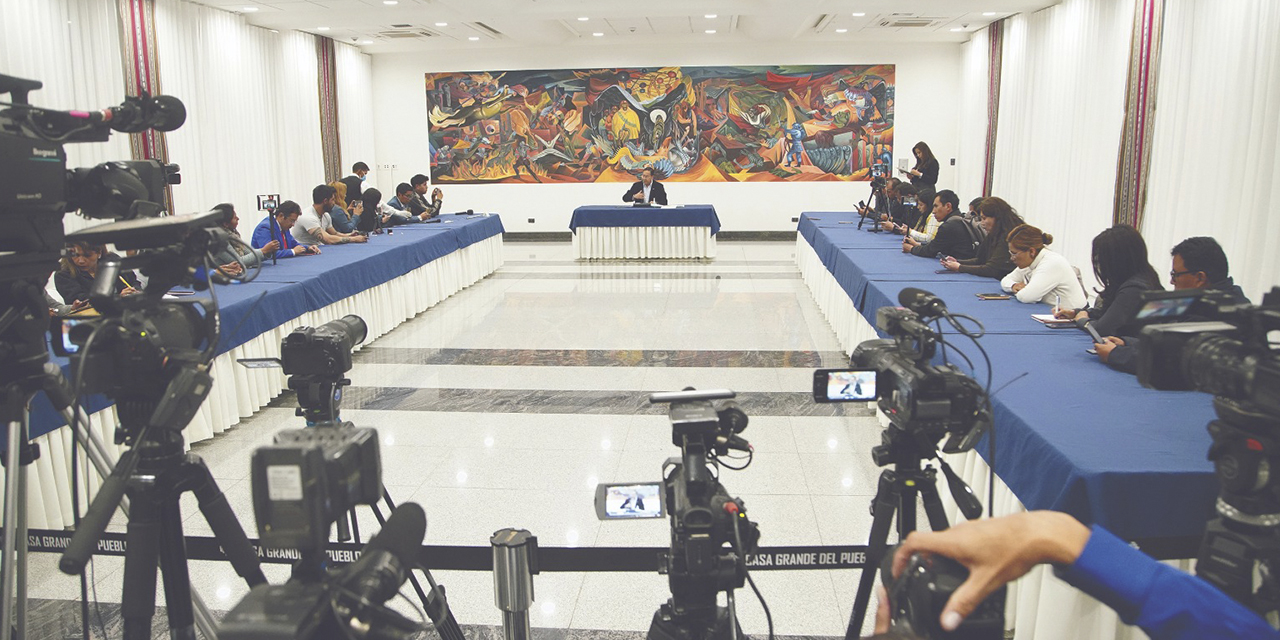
939, 197, 1023, 279
1000, 224, 1087, 309
1054, 225, 1163, 336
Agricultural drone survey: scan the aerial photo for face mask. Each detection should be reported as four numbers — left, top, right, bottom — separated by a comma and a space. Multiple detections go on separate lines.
360, 174, 368, 182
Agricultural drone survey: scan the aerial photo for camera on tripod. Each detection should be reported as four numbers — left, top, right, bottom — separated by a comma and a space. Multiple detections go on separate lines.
1132, 287, 1280, 613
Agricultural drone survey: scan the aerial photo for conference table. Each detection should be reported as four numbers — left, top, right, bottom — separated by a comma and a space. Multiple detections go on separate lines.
16, 213, 505, 530
569, 204, 721, 259
796, 211, 1216, 640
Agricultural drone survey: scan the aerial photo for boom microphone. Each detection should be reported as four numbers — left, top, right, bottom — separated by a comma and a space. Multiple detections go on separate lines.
339, 502, 425, 612
898, 287, 948, 318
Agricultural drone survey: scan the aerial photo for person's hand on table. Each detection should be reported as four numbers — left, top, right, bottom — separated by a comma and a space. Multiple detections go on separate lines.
892, 511, 1091, 632
69, 299, 90, 312
1094, 336, 1124, 363
940, 257, 961, 272
218, 262, 244, 276
1010, 282, 1026, 293
879, 220, 895, 232
901, 236, 919, 253
298, 245, 320, 256
261, 239, 280, 254
1054, 308, 1085, 320
121, 285, 140, 296
348, 234, 368, 243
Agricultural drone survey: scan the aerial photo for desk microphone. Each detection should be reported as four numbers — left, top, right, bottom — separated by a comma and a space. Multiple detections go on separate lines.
899, 287, 948, 318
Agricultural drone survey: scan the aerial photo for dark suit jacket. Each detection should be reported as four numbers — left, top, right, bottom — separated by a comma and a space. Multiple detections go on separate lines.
622, 180, 668, 205
909, 215, 978, 260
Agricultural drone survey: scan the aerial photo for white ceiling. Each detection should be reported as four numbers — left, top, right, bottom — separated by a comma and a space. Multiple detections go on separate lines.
203, 0, 1061, 54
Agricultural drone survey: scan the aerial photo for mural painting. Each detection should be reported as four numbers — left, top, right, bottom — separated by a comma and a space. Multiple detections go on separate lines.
425, 65, 894, 184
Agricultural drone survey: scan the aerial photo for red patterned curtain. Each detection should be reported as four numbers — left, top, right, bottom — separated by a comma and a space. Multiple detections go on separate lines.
1113, 0, 1166, 228
316, 36, 342, 184
116, 0, 174, 210
981, 20, 1005, 198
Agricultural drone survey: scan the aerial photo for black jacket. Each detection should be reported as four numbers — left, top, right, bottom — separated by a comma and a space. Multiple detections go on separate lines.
957, 228, 1015, 279
910, 215, 978, 260
54, 254, 140, 304
622, 180, 667, 205
1085, 274, 1162, 338
910, 159, 939, 190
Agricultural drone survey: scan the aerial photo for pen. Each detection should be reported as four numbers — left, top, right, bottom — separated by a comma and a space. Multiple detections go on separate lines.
119, 276, 133, 290
1055, 294, 1060, 314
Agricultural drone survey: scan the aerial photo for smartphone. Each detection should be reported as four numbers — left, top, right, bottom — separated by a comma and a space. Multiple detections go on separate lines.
812, 369, 878, 403
976, 293, 1011, 300
1086, 348, 1098, 355
1082, 322, 1105, 343
594, 482, 665, 520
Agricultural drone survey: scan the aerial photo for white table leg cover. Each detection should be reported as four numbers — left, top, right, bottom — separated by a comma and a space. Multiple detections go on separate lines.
4, 235, 503, 531
573, 226, 715, 259
796, 236, 1166, 640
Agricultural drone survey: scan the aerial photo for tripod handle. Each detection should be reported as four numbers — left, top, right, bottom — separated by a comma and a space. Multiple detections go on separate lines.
59, 448, 138, 575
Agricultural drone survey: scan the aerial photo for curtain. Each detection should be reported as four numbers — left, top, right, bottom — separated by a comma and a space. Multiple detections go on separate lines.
316, 37, 342, 183
335, 41, 377, 185
991, 0, 1135, 293
955, 27, 991, 205
1139, 0, 1280, 303
1112, 0, 1165, 228
152, 0, 325, 237
1, 0, 133, 236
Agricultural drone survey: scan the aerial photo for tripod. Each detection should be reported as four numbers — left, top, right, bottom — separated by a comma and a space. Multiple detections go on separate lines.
845, 427, 976, 640
858, 179, 889, 231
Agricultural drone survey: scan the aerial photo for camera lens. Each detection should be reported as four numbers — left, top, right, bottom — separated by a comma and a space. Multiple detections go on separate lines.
1185, 334, 1251, 399
322, 314, 368, 347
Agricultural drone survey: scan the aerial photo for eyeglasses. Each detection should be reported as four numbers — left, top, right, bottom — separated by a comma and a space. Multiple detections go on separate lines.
1008, 248, 1026, 258
1169, 269, 1198, 282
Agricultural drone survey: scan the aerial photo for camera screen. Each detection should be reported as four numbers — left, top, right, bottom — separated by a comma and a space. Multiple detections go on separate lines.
903, 196, 918, 207
594, 482, 664, 519
1136, 295, 1197, 320
54, 319, 81, 355
813, 368, 878, 403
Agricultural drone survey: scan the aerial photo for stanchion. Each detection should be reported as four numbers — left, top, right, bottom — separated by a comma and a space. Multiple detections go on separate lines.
491, 528, 538, 640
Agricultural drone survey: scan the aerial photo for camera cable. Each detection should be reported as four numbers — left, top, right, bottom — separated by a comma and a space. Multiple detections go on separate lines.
936, 310, 1001, 520
727, 501, 773, 640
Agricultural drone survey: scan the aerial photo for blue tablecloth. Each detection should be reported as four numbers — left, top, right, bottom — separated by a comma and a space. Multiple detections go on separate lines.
569, 205, 721, 235
801, 211, 1218, 542
26, 214, 504, 439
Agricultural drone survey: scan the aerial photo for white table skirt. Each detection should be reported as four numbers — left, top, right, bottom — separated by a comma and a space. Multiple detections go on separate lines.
573, 226, 715, 259
6, 235, 504, 530
796, 236, 1167, 640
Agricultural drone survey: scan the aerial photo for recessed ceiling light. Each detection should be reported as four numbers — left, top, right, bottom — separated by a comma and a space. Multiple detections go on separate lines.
435, 22, 448, 27
852, 12, 866, 17
949, 27, 964, 31
268, 29, 279, 33
705, 29, 716, 34
705, 14, 717, 19
382, 0, 397, 4
242, 6, 258, 11
468, 36, 480, 40
578, 16, 589, 21
592, 32, 603, 37
835, 28, 848, 33
316, 26, 330, 31
983, 12, 999, 16
362, 40, 373, 44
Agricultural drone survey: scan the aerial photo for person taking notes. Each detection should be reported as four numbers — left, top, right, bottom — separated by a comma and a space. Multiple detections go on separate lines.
1000, 223, 1087, 308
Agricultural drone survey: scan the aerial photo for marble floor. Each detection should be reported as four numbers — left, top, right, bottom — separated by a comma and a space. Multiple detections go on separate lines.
24, 241, 896, 639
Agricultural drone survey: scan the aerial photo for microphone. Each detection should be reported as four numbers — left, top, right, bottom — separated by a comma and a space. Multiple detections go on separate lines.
69, 94, 187, 133
339, 502, 426, 612
898, 287, 948, 318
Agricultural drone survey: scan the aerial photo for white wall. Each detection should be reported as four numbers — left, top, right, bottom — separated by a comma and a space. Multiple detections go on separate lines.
369, 41, 964, 232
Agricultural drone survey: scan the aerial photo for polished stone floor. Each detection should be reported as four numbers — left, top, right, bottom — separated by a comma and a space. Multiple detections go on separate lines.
24, 241, 892, 638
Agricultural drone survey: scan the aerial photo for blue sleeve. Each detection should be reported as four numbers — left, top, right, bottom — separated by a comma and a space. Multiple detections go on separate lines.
1057, 526, 1280, 640
330, 206, 355, 233
386, 197, 404, 211
250, 223, 271, 249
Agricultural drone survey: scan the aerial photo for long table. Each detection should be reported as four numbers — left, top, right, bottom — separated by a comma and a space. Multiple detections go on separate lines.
569, 204, 720, 259
797, 211, 1214, 640
15, 214, 505, 530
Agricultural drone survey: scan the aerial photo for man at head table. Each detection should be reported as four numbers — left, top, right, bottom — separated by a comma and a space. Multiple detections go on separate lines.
622, 167, 668, 205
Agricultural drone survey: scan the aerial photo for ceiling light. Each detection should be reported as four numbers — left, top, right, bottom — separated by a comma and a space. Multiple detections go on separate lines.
435, 22, 448, 26
362, 40, 373, 44
268, 28, 278, 33
705, 29, 716, 34
949, 27, 964, 31
316, 26, 330, 31
704, 14, 717, 19
578, 16, 589, 21
241, 6, 258, 11
852, 12, 866, 17
983, 12, 999, 16
835, 28, 848, 33
468, 36, 479, 40
592, 32, 603, 37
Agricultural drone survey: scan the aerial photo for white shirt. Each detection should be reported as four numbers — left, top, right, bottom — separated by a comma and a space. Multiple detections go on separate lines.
1001, 248, 1087, 308
642, 182, 652, 202
291, 208, 332, 245
908, 213, 941, 243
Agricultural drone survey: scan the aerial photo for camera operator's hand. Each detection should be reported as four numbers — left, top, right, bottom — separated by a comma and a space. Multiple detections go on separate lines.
892, 511, 1091, 632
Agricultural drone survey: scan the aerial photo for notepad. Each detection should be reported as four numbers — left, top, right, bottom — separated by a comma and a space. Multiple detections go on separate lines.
1031, 314, 1075, 328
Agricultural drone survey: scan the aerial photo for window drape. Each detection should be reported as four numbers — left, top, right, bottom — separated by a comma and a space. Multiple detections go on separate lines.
335, 41, 377, 185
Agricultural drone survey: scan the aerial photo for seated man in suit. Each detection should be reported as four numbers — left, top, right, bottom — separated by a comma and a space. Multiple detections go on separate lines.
251, 201, 319, 259
902, 190, 978, 261
622, 167, 668, 205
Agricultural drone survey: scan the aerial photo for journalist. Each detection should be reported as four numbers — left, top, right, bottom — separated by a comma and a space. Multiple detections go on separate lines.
55, 241, 141, 306
902, 190, 977, 260
887, 511, 1280, 640
1096, 236, 1250, 372
410, 173, 444, 218
251, 201, 319, 259
294, 184, 367, 246
899, 141, 939, 190
1055, 225, 1162, 336
939, 197, 1023, 279
1000, 224, 1087, 309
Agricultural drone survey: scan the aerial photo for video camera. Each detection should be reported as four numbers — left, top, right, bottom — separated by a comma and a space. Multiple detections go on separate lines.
879, 547, 1005, 640
1132, 287, 1280, 613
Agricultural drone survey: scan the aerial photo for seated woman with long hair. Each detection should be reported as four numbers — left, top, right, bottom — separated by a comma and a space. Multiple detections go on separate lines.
940, 197, 1024, 279
1001, 223, 1087, 309
54, 241, 141, 307
1056, 225, 1163, 336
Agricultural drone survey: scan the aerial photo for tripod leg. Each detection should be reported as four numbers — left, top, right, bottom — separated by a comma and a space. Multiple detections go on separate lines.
919, 478, 952, 533
185, 455, 267, 586
15, 432, 28, 636
157, 498, 196, 640
0, 415, 25, 638
121, 490, 162, 640
846, 471, 900, 640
